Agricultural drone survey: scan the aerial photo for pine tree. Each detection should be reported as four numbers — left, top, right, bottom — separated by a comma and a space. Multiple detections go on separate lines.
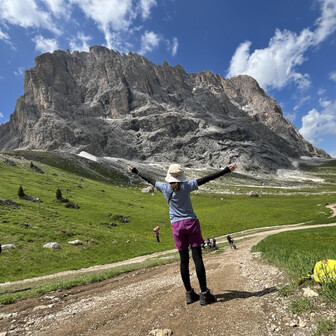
56, 188, 62, 200
18, 185, 25, 198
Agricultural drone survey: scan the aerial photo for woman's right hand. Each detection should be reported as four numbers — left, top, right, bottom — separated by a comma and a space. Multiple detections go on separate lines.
228, 163, 237, 172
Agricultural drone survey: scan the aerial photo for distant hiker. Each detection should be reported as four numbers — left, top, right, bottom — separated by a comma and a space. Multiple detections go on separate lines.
127, 162, 237, 305
205, 237, 211, 249
212, 236, 217, 250
153, 226, 160, 242
227, 235, 236, 249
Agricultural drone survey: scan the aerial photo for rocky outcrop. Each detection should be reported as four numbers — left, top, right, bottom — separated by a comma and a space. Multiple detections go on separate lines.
0, 46, 330, 173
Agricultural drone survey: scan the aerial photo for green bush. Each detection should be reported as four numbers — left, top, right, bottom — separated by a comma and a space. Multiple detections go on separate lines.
56, 188, 62, 200
18, 185, 25, 197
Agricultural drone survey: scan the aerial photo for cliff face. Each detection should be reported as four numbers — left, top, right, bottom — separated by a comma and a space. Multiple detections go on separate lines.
0, 46, 330, 173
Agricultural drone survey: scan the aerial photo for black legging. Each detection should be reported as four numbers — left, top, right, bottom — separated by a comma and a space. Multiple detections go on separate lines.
179, 246, 207, 292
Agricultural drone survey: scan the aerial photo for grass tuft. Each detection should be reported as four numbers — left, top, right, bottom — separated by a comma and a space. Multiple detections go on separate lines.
289, 297, 313, 314
314, 318, 336, 336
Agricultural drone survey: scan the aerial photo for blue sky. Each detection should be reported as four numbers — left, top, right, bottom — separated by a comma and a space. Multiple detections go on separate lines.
0, 0, 335, 157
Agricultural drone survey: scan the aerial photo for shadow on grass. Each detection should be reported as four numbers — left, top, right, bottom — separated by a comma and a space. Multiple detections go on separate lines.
215, 287, 277, 303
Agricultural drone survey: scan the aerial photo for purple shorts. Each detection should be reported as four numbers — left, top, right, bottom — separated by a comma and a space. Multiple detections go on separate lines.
171, 218, 204, 251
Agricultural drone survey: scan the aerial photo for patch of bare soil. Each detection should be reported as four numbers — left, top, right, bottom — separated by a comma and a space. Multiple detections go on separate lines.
0, 223, 335, 336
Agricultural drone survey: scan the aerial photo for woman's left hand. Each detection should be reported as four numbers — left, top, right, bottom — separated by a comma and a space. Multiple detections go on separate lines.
127, 165, 134, 173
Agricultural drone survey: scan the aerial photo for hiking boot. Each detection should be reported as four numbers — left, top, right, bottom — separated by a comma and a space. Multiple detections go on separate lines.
186, 288, 200, 304
200, 289, 217, 306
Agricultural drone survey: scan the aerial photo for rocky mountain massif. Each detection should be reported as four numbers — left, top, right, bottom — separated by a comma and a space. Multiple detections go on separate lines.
0, 46, 330, 173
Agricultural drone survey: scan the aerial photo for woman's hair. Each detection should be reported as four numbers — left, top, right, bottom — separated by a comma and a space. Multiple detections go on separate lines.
170, 182, 181, 191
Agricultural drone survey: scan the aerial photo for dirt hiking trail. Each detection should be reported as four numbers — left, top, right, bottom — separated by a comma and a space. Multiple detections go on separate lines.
0, 222, 336, 336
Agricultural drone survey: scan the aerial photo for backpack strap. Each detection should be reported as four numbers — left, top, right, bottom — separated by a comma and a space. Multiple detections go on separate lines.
167, 191, 174, 203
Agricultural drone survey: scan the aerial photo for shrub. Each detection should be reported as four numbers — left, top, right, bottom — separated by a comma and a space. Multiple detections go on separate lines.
18, 185, 25, 198
56, 188, 63, 200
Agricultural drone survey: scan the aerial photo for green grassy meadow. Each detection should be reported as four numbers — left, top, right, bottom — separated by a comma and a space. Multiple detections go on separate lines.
252, 226, 336, 310
0, 151, 335, 285
252, 227, 336, 278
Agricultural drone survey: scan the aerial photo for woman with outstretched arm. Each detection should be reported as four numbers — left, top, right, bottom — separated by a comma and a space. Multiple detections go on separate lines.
127, 162, 237, 306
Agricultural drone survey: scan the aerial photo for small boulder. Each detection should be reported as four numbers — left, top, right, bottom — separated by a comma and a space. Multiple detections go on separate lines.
142, 185, 155, 193
30, 162, 45, 174
43, 242, 60, 249
5, 159, 16, 166
0, 199, 19, 207
248, 191, 259, 197
148, 329, 173, 336
111, 215, 130, 223
2, 244, 16, 249
20, 194, 42, 203
68, 240, 83, 245
64, 202, 80, 209
33, 304, 53, 311
302, 288, 319, 297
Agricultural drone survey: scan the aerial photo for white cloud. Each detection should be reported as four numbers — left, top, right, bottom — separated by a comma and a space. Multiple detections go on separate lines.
42, 0, 70, 19
319, 97, 332, 107
227, 0, 336, 90
70, 0, 135, 49
70, 32, 91, 52
166, 37, 178, 56
227, 29, 313, 90
69, 0, 134, 31
139, 0, 157, 20
139, 30, 160, 54
0, 112, 3, 118
314, 0, 336, 44
0, 27, 9, 40
329, 71, 336, 82
33, 35, 59, 53
0, 26, 15, 49
299, 101, 336, 144
14, 66, 25, 76
69, 0, 157, 50
171, 37, 178, 56
318, 88, 326, 95
293, 96, 311, 111
104, 31, 134, 52
0, 0, 161, 55
0, 0, 60, 34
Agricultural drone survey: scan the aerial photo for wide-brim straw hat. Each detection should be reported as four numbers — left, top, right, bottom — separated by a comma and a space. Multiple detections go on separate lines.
165, 164, 186, 183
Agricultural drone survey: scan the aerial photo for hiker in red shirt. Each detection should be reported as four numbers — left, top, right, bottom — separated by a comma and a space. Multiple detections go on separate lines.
153, 226, 160, 242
